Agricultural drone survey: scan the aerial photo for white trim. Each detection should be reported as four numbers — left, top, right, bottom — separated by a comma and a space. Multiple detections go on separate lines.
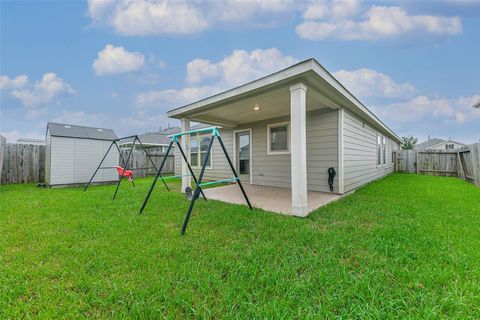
382, 135, 387, 167
266, 121, 290, 155
376, 133, 382, 168
189, 132, 213, 170
338, 108, 344, 194
290, 83, 307, 92
232, 128, 253, 185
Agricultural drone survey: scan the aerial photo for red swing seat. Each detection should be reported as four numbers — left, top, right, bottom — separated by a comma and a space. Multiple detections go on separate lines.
114, 166, 134, 181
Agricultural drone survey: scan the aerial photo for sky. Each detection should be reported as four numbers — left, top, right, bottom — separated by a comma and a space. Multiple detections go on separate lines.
1, 0, 479, 144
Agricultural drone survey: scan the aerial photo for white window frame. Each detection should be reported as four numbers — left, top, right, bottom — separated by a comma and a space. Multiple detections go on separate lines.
390, 140, 395, 167
382, 136, 387, 167
189, 133, 213, 169
267, 121, 290, 155
377, 134, 382, 167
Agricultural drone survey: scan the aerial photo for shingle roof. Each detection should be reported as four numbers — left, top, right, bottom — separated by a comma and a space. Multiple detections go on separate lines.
414, 138, 445, 150
121, 124, 215, 147
137, 132, 171, 146
47, 122, 117, 140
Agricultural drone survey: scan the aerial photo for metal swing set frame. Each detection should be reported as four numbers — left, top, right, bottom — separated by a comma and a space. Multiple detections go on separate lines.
83, 135, 170, 199
140, 127, 252, 235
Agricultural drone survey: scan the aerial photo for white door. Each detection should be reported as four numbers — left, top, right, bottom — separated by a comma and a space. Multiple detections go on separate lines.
235, 131, 251, 183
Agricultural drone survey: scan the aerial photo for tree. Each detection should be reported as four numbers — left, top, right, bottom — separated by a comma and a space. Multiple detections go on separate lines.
401, 136, 417, 150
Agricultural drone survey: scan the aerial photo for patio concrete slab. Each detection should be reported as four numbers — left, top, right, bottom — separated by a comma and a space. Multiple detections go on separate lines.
203, 184, 342, 215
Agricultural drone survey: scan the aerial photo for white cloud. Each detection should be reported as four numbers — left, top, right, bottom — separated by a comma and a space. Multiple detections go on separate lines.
333, 68, 416, 99
87, 0, 297, 36
0, 130, 44, 143
11, 73, 75, 109
376, 94, 480, 124
0, 74, 29, 90
137, 48, 298, 110
136, 86, 220, 109
52, 111, 87, 124
187, 48, 298, 87
93, 44, 145, 76
297, 5, 462, 41
88, 0, 209, 36
208, 0, 294, 27
304, 0, 360, 20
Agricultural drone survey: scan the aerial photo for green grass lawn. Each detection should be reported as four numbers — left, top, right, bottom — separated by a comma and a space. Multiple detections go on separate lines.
1, 174, 479, 318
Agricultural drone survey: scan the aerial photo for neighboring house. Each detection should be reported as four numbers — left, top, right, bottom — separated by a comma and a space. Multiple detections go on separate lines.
415, 138, 467, 151
45, 122, 118, 187
168, 58, 401, 216
120, 127, 181, 152
16, 138, 46, 146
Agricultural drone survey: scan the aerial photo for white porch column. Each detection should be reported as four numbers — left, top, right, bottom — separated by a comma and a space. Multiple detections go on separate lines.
290, 83, 308, 216
181, 118, 191, 193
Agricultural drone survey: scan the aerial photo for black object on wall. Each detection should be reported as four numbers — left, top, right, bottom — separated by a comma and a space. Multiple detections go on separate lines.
328, 167, 336, 192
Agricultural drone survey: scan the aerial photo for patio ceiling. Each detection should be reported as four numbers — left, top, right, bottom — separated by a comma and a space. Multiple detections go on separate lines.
186, 82, 340, 127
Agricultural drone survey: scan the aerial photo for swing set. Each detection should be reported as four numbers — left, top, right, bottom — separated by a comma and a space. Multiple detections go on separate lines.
140, 127, 252, 235
83, 135, 170, 199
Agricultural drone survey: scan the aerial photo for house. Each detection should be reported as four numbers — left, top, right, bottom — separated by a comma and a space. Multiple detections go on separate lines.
45, 122, 119, 187
16, 138, 46, 146
415, 137, 467, 151
168, 59, 401, 216
119, 127, 181, 152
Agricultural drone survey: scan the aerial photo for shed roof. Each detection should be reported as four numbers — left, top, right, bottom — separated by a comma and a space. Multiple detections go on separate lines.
47, 122, 117, 140
140, 132, 171, 145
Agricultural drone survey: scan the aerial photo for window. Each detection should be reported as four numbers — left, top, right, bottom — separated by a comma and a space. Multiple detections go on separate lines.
377, 135, 382, 166
267, 122, 289, 154
382, 136, 386, 166
446, 144, 454, 150
189, 133, 212, 168
391, 141, 395, 166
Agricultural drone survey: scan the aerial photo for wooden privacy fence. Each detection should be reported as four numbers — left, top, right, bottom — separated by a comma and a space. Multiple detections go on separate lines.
395, 142, 480, 187
0, 144, 46, 184
0, 143, 174, 185
120, 149, 174, 178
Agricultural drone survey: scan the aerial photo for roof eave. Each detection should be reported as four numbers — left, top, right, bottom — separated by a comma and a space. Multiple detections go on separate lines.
167, 58, 401, 143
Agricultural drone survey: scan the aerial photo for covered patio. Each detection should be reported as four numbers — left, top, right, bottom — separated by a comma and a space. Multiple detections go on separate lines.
168, 59, 350, 217
203, 183, 342, 215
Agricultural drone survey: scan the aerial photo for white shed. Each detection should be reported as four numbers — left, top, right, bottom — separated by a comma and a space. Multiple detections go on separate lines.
45, 122, 119, 187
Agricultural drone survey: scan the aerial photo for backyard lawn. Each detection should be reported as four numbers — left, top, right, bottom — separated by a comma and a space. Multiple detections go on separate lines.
1, 174, 479, 318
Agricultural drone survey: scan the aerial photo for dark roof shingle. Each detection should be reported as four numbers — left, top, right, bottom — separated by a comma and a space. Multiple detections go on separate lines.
47, 122, 117, 140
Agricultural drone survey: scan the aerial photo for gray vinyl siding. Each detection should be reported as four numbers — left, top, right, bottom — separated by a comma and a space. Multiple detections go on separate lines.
343, 110, 398, 192
307, 109, 338, 192
48, 136, 118, 186
175, 108, 339, 193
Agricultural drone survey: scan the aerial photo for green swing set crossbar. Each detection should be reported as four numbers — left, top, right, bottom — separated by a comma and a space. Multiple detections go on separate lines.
170, 127, 220, 139
198, 177, 239, 187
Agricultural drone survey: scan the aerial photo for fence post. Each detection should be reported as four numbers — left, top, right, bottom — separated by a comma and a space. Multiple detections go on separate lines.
0, 135, 5, 184
470, 143, 480, 187
415, 151, 419, 174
